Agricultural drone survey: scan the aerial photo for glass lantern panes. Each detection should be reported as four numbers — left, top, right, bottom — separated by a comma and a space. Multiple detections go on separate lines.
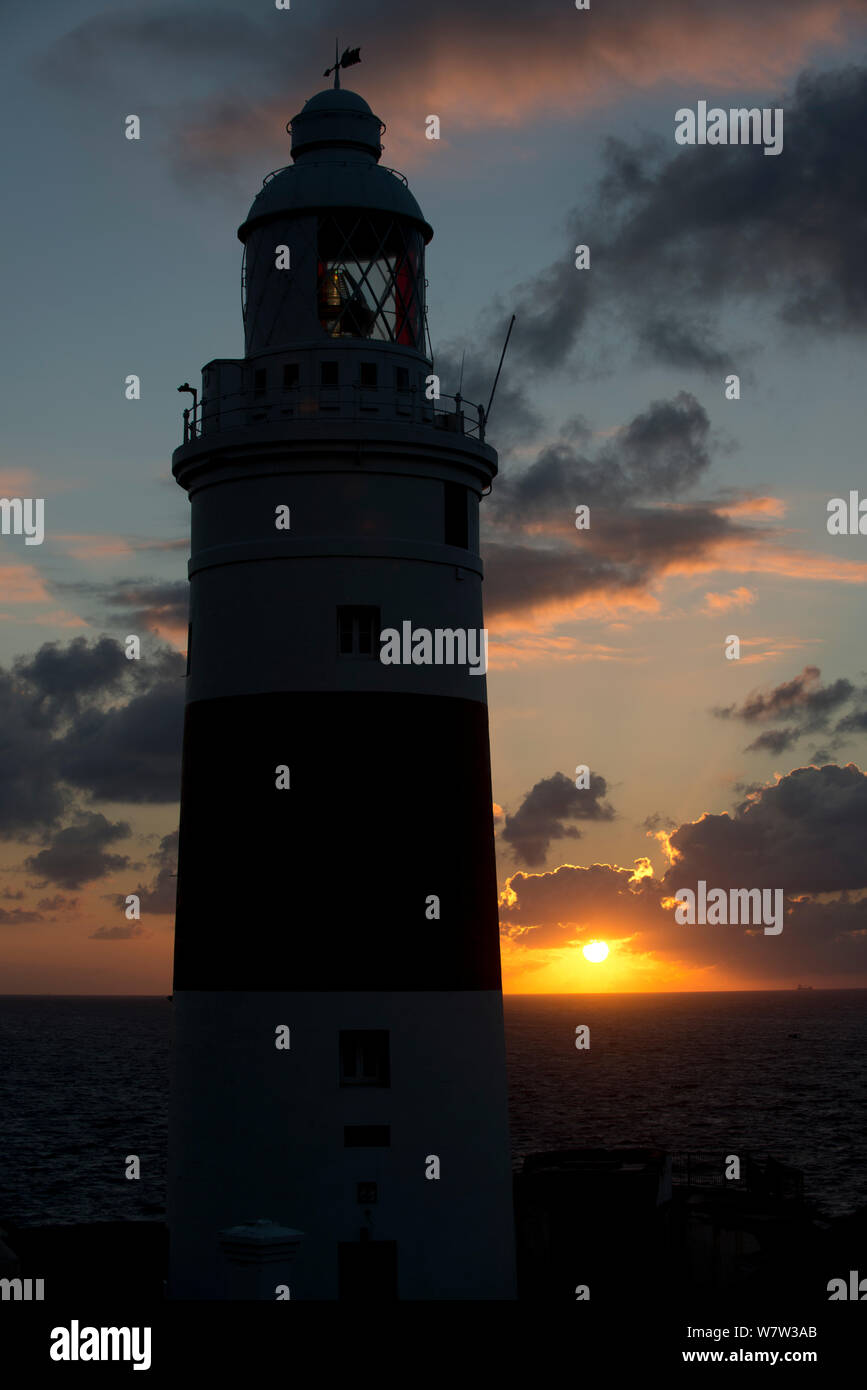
316, 213, 424, 348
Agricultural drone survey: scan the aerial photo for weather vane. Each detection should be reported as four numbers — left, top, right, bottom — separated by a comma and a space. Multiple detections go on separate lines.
324, 41, 361, 89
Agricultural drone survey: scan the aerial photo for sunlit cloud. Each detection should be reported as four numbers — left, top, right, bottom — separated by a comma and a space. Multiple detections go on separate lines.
702, 586, 757, 614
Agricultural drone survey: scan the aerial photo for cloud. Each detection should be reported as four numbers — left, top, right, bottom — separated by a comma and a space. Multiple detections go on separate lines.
0, 637, 185, 839
89, 923, 147, 940
37, 894, 79, 912
500, 765, 867, 980
57, 580, 189, 649
0, 564, 55, 606
500, 860, 667, 947
500, 770, 615, 867
712, 665, 867, 752
115, 829, 178, 916
500, 857, 867, 981
461, 63, 867, 388
24, 812, 131, 890
836, 707, 867, 734
744, 728, 800, 755
0, 668, 73, 834
0, 906, 44, 925
488, 393, 714, 528
703, 587, 757, 614
474, 387, 867, 634
13, 635, 132, 721
54, 680, 184, 804
661, 763, 867, 895
33, 2, 866, 181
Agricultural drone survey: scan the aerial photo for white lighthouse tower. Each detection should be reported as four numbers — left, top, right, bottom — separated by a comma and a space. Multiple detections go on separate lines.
167, 73, 516, 1300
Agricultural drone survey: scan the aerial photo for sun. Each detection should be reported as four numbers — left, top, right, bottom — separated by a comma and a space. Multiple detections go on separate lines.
582, 940, 609, 964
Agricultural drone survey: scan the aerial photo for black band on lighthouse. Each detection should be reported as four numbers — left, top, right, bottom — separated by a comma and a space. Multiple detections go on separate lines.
173, 690, 503, 991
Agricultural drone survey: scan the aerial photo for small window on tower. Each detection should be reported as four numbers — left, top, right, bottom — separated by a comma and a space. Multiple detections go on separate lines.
395, 367, 410, 391
254, 368, 267, 398
339, 1030, 390, 1087
283, 363, 299, 390
320, 361, 339, 386
360, 363, 378, 388
337, 605, 380, 658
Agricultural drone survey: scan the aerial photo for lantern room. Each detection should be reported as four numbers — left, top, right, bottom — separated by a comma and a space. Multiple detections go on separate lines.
238, 88, 433, 359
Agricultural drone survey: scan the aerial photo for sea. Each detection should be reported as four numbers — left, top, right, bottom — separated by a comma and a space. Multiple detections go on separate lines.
0, 991, 864, 1227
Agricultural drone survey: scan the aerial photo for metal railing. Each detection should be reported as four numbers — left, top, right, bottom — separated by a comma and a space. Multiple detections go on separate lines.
260, 161, 409, 188
180, 384, 486, 445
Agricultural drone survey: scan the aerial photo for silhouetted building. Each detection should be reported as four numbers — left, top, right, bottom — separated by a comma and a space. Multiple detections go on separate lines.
167, 81, 515, 1300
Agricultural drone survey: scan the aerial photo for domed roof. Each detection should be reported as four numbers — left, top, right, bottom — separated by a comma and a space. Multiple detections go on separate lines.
299, 89, 374, 114
238, 88, 432, 243
290, 87, 383, 161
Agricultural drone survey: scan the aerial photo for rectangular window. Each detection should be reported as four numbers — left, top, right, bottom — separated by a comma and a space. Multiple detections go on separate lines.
320, 361, 339, 386
360, 363, 378, 387
340, 1030, 390, 1086
344, 1126, 391, 1147
395, 367, 410, 391
337, 606, 380, 658
443, 481, 469, 548
254, 368, 266, 398
283, 363, 299, 389
357, 1182, 378, 1205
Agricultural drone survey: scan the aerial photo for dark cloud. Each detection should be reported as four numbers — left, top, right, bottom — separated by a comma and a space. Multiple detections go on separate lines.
54, 680, 184, 804
114, 829, 178, 916
476, 389, 768, 623
89, 923, 147, 941
636, 314, 731, 373
56, 580, 189, 639
715, 666, 849, 724
745, 728, 799, 755
0, 669, 72, 834
835, 707, 867, 735
483, 502, 755, 622
103, 582, 189, 633
13, 636, 131, 722
600, 64, 867, 361
487, 393, 713, 527
37, 894, 79, 912
0, 637, 185, 838
642, 813, 676, 832
714, 666, 867, 754
465, 64, 867, 385
24, 812, 132, 890
663, 763, 867, 896
501, 771, 615, 867
0, 906, 44, 925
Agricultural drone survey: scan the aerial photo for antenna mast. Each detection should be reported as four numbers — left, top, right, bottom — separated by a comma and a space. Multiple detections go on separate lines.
485, 314, 516, 422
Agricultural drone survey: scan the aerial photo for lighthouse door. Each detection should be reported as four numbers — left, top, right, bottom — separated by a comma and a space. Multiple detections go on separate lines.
338, 1239, 398, 1301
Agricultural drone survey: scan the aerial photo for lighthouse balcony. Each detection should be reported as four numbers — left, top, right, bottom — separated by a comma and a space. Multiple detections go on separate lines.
180, 379, 487, 445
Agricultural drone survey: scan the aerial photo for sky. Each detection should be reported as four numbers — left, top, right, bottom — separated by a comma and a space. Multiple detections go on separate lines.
2, 0, 867, 993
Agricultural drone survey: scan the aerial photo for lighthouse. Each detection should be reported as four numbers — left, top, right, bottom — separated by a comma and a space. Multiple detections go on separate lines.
167, 72, 516, 1300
